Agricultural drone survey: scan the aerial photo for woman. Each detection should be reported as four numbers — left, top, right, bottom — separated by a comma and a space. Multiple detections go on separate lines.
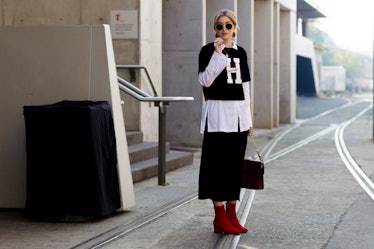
198, 9, 253, 235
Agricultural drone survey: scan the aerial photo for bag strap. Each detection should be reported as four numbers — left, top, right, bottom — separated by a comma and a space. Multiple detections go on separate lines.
249, 133, 264, 168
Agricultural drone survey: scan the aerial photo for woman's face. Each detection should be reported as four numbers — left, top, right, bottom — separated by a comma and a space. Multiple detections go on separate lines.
216, 16, 235, 41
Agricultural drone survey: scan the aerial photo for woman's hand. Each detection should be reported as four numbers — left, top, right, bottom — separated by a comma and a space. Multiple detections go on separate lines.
248, 127, 253, 136
214, 38, 224, 54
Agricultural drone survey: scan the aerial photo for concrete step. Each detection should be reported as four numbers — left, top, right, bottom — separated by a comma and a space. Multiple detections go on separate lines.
131, 150, 194, 183
126, 130, 144, 146
127, 141, 170, 164
126, 131, 194, 183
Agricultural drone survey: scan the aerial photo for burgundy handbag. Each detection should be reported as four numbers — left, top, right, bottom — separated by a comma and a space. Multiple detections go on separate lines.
241, 133, 264, 189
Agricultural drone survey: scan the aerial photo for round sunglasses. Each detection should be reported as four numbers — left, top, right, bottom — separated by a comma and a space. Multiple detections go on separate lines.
216, 23, 233, 30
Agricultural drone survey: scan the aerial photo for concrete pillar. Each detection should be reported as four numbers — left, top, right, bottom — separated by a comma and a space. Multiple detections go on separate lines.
139, 0, 162, 141
162, 0, 205, 147
0, 0, 2, 24
279, 9, 297, 124
254, 0, 273, 129
273, 1, 280, 127
237, 0, 255, 113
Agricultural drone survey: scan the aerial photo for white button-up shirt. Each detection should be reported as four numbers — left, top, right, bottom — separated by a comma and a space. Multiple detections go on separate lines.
198, 42, 252, 133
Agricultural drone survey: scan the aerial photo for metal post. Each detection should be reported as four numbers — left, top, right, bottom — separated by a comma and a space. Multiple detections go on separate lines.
158, 102, 168, 185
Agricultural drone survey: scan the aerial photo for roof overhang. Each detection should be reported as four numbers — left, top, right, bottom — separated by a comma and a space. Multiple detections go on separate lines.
297, 0, 328, 19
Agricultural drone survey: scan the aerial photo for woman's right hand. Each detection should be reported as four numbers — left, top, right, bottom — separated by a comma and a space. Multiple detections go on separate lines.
214, 38, 224, 54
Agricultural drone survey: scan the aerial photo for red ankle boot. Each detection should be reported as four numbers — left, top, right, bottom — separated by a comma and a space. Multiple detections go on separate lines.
226, 203, 248, 233
213, 205, 241, 235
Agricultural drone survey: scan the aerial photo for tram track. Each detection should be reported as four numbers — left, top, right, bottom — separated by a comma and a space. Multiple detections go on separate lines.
72, 99, 373, 249
335, 104, 374, 201
70, 193, 198, 249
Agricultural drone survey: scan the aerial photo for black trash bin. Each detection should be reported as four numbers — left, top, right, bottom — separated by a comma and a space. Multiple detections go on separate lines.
24, 101, 121, 221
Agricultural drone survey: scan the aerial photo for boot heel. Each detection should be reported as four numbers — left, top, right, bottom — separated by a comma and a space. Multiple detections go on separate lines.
213, 225, 222, 233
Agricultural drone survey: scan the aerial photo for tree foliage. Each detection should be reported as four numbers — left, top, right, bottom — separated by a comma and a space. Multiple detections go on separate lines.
306, 21, 368, 79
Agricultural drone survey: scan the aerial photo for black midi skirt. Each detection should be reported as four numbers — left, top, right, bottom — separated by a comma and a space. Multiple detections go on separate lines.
198, 130, 248, 201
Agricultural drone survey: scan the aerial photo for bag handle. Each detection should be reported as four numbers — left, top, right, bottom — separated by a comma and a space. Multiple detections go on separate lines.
249, 133, 264, 168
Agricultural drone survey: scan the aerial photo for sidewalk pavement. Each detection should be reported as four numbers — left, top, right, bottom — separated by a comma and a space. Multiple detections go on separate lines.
0, 127, 284, 249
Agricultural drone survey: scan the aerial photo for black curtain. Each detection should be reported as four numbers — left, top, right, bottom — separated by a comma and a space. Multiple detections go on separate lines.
24, 101, 121, 221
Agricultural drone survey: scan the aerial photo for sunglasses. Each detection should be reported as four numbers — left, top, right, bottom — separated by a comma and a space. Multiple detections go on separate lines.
216, 23, 233, 30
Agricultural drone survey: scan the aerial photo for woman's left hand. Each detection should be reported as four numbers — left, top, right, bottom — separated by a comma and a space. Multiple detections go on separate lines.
248, 127, 253, 136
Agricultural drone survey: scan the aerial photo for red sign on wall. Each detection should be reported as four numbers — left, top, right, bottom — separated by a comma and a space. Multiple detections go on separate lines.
110, 10, 138, 39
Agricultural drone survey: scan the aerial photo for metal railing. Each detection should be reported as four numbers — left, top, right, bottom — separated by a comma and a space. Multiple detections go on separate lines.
117, 65, 194, 185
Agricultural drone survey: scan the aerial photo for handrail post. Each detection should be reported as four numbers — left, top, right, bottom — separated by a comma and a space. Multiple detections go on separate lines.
117, 70, 193, 186
158, 102, 168, 186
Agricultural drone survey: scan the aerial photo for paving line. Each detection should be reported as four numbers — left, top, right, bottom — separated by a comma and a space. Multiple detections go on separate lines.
262, 100, 355, 160
334, 104, 374, 201
265, 124, 337, 163
71, 192, 198, 249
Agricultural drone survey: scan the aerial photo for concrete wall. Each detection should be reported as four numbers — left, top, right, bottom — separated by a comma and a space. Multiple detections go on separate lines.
0, 0, 298, 147
0, 0, 140, 66
163, 0, 297, 145
0, 0, 161, 142
252, 0, 296, 128
0, 25, 135, 209
162, 0, 205, 147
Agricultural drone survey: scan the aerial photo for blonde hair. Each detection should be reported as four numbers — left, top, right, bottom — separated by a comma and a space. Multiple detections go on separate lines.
213, 9, 239, 38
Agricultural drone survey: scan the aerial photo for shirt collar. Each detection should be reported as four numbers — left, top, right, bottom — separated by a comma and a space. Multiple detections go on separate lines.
221, 40, 238, 50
